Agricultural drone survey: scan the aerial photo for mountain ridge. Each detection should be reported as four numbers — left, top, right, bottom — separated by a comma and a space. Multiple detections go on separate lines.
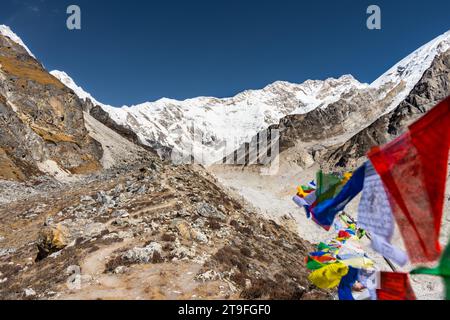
48, 28, 450, 166
53, 70, 366, 164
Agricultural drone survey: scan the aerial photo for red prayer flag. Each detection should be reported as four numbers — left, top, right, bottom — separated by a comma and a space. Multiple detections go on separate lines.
377, 272, 416, 300
368, 97, 450, 264
338, 230, 351, 239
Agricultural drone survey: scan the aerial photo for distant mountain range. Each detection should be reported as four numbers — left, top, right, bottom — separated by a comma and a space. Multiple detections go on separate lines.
48, 29, 450, 166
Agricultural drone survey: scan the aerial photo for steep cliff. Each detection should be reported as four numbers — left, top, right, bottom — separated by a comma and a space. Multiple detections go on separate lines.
0, 33, 103, 181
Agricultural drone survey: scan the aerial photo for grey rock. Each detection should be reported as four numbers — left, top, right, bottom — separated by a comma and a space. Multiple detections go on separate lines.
24, 288, 36, 297
193, 230, 208, 243
114, 266, 128, 274
123, 242, 163, 263
80, 195, 94, 202
113, 184, 124, 195
116, 193, 128, 204
0, 248, 16, 257
137, 185, 147, 194
112, 209, 129, 218
96, 191, 114, 207
83, 223, 108, 238
196, 202, 226, 221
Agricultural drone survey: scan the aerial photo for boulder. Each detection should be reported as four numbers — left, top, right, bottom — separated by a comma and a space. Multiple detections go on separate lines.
192, 230, 208, 244
123, 242, 163, 264
24, 288, 36, 297
36, 224, 69, 261
196, 202, 226, 221
173, 220, 192, 240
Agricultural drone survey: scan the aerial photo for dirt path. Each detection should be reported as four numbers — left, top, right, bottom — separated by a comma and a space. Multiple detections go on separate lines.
57, 239, 238, 300
132, 199, 178, 217
82, 241, 131, 276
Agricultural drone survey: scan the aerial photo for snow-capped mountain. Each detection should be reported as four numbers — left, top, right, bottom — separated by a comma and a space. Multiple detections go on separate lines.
106, 76, 370, 164
4, 22, 447, 166
372, 30, 450, 116
50, 70, 107, 108
0, 25, 35, 58
48, 30, 449, 165
51, 72, 367, 164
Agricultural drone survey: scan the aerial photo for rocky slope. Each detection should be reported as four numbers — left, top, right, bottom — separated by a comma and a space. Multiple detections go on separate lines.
0, 31, 103, 181
0, 157, 332, 300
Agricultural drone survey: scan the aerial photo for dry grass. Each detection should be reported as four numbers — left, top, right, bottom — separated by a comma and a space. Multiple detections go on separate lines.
0, 147, 25, 181
207, 218, 222, 230
0, 56, 65, 89
30, 125, 78, 145
104, 255, 129, 273
214, 246, 249, 274
240, 277, 305, 300
68, 158, 102, 175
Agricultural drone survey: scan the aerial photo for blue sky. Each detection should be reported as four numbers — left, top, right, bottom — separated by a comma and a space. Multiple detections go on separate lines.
1, 0, 450, 106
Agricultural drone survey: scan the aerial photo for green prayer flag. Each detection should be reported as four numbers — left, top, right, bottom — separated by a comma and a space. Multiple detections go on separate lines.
411, 239, 450, 299
316, 171, 342, 203
306, 258, 325, 271
317, 242, 331, 251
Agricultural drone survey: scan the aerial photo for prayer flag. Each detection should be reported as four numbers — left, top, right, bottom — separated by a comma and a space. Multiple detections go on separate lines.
311, 164, 366, 230
368, 97, 450, 263
376, 272, 416, 300
357, 161, 408, 266
411, 239, 450, 300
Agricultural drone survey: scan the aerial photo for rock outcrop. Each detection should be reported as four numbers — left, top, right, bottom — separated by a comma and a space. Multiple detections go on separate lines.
0, 33, 103, 181
89, 105, 142, 146
222, 80, 406, 166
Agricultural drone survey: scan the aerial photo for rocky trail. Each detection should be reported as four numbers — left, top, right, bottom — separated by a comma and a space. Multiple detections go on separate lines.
0, 157, 332, 300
